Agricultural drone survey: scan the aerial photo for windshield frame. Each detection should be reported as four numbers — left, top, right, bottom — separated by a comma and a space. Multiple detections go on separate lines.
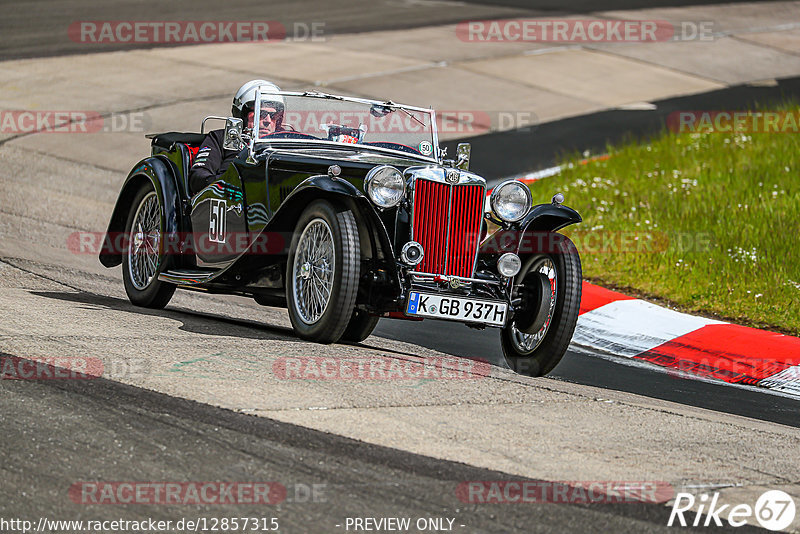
252, 88, 441, 164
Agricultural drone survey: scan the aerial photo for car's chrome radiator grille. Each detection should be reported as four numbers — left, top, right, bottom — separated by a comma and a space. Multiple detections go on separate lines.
412, 178, 484, 279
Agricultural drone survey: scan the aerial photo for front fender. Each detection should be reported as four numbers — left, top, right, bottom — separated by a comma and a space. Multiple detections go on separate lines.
252, 173, 399, 282
98, 156, 185, 267
515, 203, 581, 256
266, 175, 392, 252
479, 203, 581, 256
264, 174, 365, 230
520, 203, 582, 234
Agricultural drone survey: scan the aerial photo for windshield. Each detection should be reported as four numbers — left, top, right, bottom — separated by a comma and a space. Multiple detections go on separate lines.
252, 89, 438, 161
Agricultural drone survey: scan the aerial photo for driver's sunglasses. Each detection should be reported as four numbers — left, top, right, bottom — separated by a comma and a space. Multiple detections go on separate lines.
260, 110, 282, 120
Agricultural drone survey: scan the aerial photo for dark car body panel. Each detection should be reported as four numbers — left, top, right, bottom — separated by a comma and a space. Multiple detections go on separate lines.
99, 155, 185, 269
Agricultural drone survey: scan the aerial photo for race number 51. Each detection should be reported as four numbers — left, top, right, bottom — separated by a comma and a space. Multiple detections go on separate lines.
209, 199, 226, 243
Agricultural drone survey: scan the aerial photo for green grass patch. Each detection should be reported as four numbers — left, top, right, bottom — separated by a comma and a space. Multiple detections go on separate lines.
532, 104, 800, 335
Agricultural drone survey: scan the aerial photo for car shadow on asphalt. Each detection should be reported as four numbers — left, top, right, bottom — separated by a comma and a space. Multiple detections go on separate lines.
28, 289, 299, 342
3, 356, 743, 534
30, 289, 486, 364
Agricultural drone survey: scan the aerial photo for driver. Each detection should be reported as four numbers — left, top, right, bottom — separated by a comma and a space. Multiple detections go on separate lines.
189, 80, 284, 196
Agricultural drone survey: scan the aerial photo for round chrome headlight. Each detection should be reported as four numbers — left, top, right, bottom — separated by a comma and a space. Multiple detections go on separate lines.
490, 180, 532, 223
365, 165, 404, 208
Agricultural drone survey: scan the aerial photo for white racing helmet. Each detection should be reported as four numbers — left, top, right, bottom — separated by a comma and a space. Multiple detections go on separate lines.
231, 80, 284, 120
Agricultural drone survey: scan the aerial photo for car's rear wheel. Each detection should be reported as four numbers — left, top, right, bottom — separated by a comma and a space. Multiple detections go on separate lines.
122, 182, 175, 308
500, 233, 581, 376
341, 309, 380, 343
286, 200, 360, 343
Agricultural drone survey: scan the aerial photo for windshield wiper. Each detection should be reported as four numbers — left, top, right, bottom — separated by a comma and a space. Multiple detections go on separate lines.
381, 100, 425, 128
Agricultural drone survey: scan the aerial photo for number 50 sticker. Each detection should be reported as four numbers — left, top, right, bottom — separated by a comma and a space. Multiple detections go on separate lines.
756, 490, 796, 531
209, 199, 226, 243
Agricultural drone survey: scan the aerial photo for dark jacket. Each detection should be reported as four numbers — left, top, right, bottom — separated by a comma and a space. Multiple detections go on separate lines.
188, 129, 241, 196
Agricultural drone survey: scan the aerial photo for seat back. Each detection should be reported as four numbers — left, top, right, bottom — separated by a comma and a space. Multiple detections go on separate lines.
148, 132, 205, 199
174, 142, 203, 199
185, 144, 200, 165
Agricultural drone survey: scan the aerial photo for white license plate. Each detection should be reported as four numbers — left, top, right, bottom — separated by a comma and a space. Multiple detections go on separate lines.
406, 291, 507, 326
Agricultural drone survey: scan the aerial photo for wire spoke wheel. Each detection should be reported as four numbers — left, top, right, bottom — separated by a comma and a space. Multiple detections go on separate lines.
286, 200, 361, 344
292, 218, 335, 325
500, 234, 582, 377
127, 192, 162, 290
509, 257, 557, 355
121, 181, 175, 309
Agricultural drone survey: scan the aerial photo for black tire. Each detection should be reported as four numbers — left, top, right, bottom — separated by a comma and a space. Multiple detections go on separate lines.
121, 181, 176, 309
286, 200, 360, 343
341, 309, 380, 343
500, 233, 582, 376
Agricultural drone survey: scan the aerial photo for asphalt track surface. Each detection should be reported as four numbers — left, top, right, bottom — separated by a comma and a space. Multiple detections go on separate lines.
374, 319, 800, 429
1, 365, 764, 534
0, 0, 785, 60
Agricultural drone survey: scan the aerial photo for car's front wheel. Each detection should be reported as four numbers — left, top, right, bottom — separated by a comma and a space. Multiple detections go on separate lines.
286, 200, 360, 343
341, 309, 380, 343
122, 181, 175, 308
500, 233, 582, 376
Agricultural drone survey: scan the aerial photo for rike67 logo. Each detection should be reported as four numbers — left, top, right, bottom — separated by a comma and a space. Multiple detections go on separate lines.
668, 490, 796, 531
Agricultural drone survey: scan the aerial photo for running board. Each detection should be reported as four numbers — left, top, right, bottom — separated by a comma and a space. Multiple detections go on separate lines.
158, 269, 220, 286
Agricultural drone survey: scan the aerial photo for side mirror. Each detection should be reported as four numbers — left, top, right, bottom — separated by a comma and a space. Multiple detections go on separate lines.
223, 118, 245, 151
455, 142, 471, 171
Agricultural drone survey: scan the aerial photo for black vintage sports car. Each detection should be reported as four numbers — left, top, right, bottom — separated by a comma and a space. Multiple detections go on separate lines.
99, 89, 582, 376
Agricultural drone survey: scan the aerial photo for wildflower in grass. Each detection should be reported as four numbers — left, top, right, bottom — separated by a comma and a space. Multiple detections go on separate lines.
728, 247, 758, 263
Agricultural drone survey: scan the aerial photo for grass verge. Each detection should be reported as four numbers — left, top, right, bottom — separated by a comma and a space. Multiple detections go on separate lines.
530, 104, 800, 335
